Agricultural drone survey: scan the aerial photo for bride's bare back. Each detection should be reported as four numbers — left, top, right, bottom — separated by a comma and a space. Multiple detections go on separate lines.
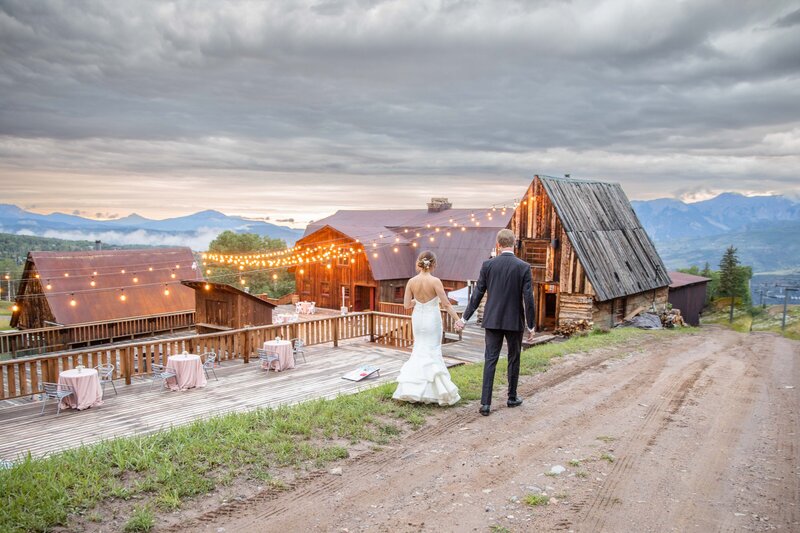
404, 272, 461, 322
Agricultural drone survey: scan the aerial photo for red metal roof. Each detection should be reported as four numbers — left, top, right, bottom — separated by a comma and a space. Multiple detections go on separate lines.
14, 247, 202, 326
301, 208, 512, 281
668, 271, 712, 289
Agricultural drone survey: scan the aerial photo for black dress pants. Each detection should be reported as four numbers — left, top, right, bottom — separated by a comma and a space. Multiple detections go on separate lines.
481, 328, 523, 405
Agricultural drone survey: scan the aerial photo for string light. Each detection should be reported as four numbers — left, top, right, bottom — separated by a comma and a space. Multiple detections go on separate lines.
272, 273, 278, 280
170, 270, 176, 279
46, 280, 52, 290
70, 294, 77, 307
121, 269, 125, 274
64, 273, 69, 277
119, 289, 127, 302
90, 277, 96, 287
148, 267, 153, 271
163, 285, 170, 296
132, 274, 139, 283
11, 304, 19, 312
204, 283, 211, 290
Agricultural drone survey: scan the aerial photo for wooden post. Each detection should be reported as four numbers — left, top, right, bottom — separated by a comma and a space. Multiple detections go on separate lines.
369, 312, 375, 342
242, 327, 251, 364
333, 317, 339, 347
121, 347, 132, 385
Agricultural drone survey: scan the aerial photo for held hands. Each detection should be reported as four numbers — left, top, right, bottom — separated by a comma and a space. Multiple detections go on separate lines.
454, 318, 466, 332
526, 327, 536, 343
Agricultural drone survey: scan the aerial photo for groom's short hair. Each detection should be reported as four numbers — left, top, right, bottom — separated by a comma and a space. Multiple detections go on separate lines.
496, 229, 515, 248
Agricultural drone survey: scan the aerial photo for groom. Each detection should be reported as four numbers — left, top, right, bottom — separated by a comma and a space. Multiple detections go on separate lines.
455, 229, 536, 416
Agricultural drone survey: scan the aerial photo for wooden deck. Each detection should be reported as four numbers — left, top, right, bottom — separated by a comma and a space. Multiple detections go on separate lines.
0, 332, 488, 461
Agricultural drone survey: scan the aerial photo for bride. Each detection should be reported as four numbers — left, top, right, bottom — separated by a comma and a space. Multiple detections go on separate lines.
393, 251, 461, 406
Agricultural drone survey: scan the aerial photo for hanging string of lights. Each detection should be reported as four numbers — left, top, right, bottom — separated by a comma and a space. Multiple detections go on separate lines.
201, 198, 525, 272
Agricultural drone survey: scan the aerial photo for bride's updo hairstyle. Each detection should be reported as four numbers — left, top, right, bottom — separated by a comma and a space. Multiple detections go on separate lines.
416, 251, 437, 272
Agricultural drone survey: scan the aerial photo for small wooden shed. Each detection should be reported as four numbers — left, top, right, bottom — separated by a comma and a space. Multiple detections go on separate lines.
667, 272, 711, 326
182, 281, 275, 334
511, 175, 672, 330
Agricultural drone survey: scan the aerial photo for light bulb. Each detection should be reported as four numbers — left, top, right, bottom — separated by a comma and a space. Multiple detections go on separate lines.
11, 304, 19, 312
299, 269, 304, 275
133, 276, 139, 283
121, 269, 125, 274
120, 291, 127, 302
204, 283, 211, 290
90, 279, 96, 287
64, 273, 69, 277
70, 294, 77, 307
272, 274, 278, 280
46, 281, 52, 290
164, 286, 170, 296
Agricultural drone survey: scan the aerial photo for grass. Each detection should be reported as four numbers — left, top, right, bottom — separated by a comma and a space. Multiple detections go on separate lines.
123, 507, 154, 532
489, 526, 512, 533
702, 304, 800, 340
600, 453, 616, 463
568, 459, 581, 467
524, 493, 550, 506
0, 327, 690, 533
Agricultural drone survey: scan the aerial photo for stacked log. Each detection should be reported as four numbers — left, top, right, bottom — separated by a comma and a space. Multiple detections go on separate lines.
660, 308, 686, 328
554, 319, 594, 337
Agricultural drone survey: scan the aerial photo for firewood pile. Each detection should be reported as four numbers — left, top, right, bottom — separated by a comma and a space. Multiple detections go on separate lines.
554, 319, 594, 337
660, 308, 686, 328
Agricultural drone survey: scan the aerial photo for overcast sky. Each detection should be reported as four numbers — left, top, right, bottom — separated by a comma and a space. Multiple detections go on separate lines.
1, 0, 798, 226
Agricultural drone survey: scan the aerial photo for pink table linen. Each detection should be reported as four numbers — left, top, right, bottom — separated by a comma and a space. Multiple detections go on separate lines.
262, 340, 295, 371
58, 368, 104, 410
166, 353, 208, 391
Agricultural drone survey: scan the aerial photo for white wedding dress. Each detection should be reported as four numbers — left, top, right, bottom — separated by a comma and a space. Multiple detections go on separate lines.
393, 297, 461, 406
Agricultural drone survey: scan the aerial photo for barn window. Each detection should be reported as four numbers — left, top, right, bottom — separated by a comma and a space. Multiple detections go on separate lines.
338, 251, 349, 266
394, 286, 405, 301
321, 282, 330, 297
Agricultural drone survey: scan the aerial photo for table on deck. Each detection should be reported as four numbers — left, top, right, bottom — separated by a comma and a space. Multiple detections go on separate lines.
262, 340, 295, 371
58, 368, 104, 410
166, 353, 208, 391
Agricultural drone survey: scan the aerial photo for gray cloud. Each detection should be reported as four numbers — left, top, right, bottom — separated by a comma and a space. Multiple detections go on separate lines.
0, 0, 798, 222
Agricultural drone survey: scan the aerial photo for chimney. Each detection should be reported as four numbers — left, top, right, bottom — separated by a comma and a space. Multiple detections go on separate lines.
427, 197, 452, 213
95, 240, 102, 251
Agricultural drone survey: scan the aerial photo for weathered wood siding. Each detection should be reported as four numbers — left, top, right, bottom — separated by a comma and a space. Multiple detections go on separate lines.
558, 294, 593, 323
294, 227, 375, 310
195, 287, 272, 329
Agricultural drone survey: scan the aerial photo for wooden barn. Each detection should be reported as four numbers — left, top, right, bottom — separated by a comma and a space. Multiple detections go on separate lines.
181, 281, 275, 334
10, 248, 201, 329
294, 200, 513, 312
510, 175, 672, 330
667, 272, 711, 326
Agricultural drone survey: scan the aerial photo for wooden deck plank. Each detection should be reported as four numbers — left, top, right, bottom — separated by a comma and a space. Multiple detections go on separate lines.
0, 334, 489, 461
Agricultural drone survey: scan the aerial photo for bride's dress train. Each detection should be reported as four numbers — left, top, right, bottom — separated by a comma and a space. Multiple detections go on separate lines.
392, 297, 460, 406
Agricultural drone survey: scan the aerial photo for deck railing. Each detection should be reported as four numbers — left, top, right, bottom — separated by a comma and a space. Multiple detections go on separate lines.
0, 311, 196, 359
0, 310, 461, 401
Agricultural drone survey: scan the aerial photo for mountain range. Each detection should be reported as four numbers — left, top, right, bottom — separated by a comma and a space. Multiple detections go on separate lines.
630, 193, 800, 273
0, 192, 798, 273
0, 205, 303, 250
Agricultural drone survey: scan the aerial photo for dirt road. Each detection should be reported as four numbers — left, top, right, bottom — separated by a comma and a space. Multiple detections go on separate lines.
186, 328, 800, 532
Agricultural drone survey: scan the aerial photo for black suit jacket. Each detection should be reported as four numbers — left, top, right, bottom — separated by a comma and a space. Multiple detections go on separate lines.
462, 252, 536, 331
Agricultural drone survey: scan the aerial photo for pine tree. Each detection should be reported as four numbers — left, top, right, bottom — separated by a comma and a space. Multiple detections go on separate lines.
718, 246, 741, 323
